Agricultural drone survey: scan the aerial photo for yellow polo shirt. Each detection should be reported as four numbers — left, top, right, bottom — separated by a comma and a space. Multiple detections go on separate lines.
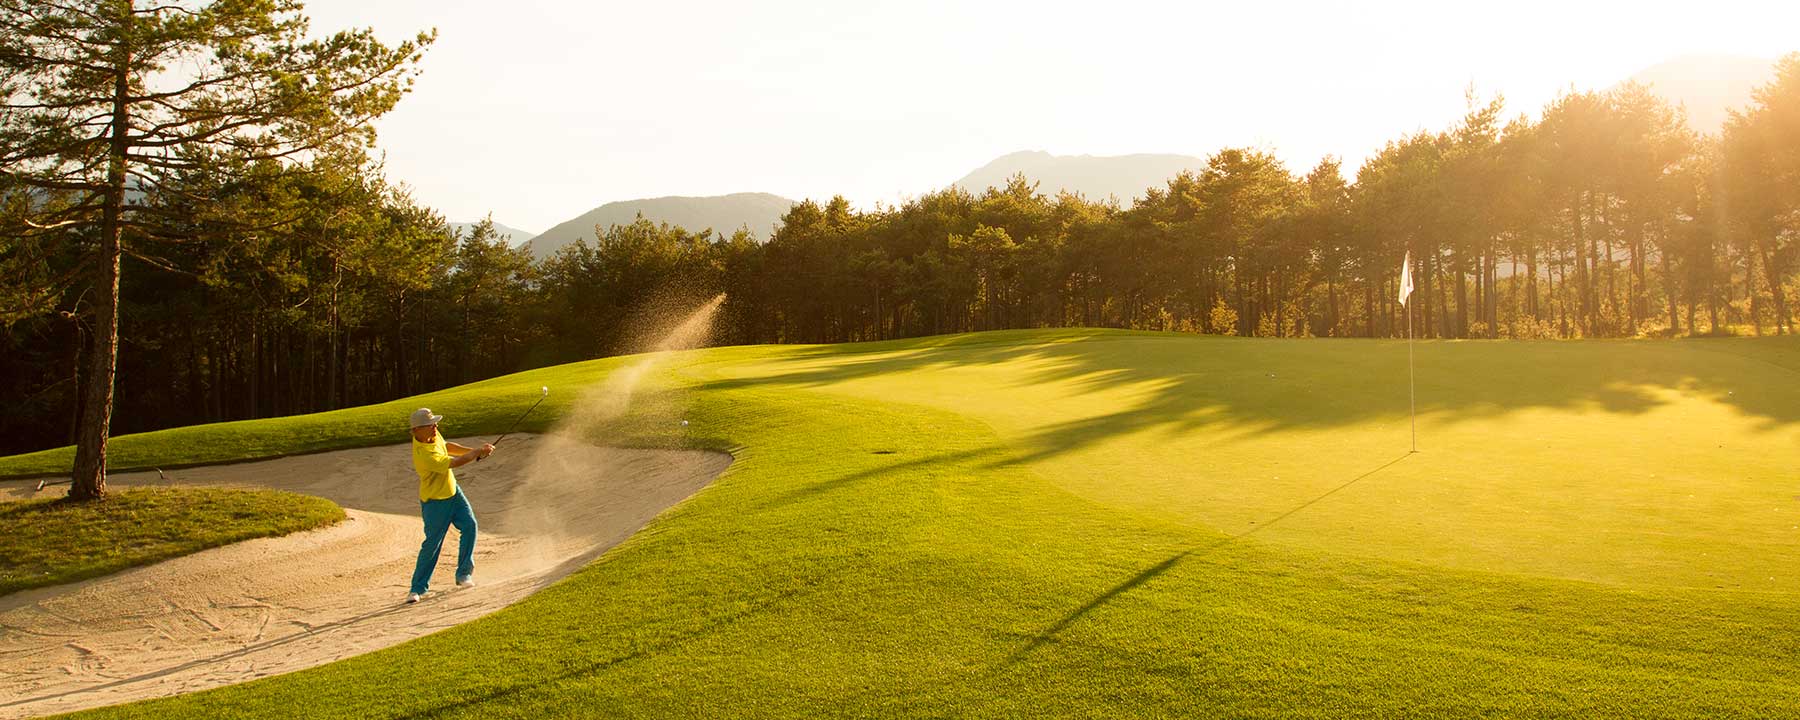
411, 434, 458, 501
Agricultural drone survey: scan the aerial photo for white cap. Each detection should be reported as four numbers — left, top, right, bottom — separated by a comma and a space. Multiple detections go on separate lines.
409, 408, 443, 429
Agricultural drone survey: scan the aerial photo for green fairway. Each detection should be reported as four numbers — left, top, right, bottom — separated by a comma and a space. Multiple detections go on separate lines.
6, 329, 1800, 718
0, 488, 344, 596
716, 330, 1800, 590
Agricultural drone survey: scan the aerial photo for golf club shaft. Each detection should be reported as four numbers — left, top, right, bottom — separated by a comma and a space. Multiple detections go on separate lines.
488, 394, 548, 451
34, 467, 165, 491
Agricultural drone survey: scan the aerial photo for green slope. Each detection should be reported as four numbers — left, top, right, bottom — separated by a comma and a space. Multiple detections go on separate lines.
8, 329, 1800, 718
0, 488, 343, 596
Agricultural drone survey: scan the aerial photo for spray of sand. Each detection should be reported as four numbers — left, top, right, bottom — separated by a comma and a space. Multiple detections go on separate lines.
0, 296, 735, 717
0, 424, 734, 718
561, 293, 726, 431
502, 293, 727, 565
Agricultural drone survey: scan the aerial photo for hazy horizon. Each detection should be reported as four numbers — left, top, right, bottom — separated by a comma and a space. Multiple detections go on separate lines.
298, 0, 1800, 231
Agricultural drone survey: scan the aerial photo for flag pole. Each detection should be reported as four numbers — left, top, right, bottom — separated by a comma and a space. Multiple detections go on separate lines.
1407, 290, 1416, 453
1398, 249, 1416, 454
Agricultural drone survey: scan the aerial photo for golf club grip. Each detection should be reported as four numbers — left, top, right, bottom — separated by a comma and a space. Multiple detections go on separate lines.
476, 433, 512, 461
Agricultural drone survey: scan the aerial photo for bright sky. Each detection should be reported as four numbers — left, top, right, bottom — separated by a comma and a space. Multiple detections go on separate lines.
300, 0, 1798, 232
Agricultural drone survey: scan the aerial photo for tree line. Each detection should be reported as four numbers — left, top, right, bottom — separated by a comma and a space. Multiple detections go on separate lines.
747, 62, 1799, 345
2, 15, 1796, 468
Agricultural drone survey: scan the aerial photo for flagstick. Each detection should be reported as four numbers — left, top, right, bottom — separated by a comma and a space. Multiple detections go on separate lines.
1398, 249, 1417, 454
1407, 294, 1416, 453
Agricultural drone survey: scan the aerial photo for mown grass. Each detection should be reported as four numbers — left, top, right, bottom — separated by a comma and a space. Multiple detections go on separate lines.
4, 329, 1799, 717
713, 329, 1800, 590
0, 487, 344, 596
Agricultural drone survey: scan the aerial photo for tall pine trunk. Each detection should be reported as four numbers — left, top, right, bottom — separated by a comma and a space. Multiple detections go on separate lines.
1747, 245, 1763, 336
1455, 250, 1469, 338
1488, 243, 1500, 337
1326, 276, 1337, 337
1508, 253, 1521, 337
1526, 243, 1539, 321
1420, 248, 1434, 338
69, 29, 132, 501
1573, 195, 1591, 337
1761, 245, 1789, 335
1662, 240, 1679, 335
1365, 282, 1376, 338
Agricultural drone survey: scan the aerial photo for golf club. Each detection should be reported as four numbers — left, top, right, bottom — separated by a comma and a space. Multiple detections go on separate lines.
482, 385, 549, 459
34, 468, 165, 491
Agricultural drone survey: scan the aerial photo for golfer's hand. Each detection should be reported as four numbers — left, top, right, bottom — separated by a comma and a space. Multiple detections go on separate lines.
480, 443, 495, 459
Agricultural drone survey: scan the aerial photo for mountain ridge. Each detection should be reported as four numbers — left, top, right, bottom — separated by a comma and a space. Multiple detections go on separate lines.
525, 192, 795, 259
952, 150, 1208, 206
448, 220, 538, 248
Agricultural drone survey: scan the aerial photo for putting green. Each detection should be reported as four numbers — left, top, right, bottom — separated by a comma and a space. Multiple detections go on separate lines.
7, 329, 1799, 718
714, 330, 1800, 590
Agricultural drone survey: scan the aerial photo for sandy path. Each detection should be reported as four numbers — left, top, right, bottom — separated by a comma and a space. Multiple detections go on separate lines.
0, 434, 731, 719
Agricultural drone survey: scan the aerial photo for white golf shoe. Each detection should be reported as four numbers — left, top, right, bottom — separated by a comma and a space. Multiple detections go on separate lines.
406, 592, 422, 604
456, 576, 475, 588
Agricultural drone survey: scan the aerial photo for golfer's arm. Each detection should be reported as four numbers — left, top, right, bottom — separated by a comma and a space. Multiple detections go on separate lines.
449, 452, 480, 469
445, 442, 474, 456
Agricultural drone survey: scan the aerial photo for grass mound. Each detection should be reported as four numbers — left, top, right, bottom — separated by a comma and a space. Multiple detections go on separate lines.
0, 487, 345, 596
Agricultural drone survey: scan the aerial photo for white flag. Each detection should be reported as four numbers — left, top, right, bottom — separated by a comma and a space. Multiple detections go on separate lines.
1397, 250, 1414, 307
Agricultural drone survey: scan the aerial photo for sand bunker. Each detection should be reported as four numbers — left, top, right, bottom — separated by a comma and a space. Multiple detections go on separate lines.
0, 434, 730, 719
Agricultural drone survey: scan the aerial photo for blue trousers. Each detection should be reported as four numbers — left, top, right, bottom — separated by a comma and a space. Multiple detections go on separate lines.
410, 488, 477, 594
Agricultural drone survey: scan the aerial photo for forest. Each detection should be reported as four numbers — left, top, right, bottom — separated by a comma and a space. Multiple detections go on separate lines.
4, 42, 1797, 457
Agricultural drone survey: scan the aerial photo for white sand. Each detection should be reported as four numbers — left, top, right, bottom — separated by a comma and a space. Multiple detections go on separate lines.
0, 434, 730, 719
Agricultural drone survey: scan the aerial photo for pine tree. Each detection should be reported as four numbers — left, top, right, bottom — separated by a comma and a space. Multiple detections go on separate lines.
0, 0, 431, 499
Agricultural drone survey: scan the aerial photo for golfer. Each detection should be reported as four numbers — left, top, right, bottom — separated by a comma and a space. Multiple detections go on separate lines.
406, 408, 494, 604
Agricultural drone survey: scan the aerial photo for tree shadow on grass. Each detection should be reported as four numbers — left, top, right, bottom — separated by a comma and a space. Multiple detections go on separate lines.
0, 496, 72, 518
755, 447, 1003, 511
703, 330, 1800, 469
387, 565, 850, 720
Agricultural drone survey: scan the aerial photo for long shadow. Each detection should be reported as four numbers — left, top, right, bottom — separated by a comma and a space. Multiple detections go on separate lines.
1005, 452, 1413, 664
388, 565, 850, 720
701, 329, 1800, 469
1006, 548, 1196, 662
757, 447, 1001, 511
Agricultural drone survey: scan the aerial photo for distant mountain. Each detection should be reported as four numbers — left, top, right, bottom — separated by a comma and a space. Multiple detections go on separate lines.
953, 150, 1208, 206
448, 220, 537, 247
526, 192, 795, 259
1624, 54, 1775, 134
